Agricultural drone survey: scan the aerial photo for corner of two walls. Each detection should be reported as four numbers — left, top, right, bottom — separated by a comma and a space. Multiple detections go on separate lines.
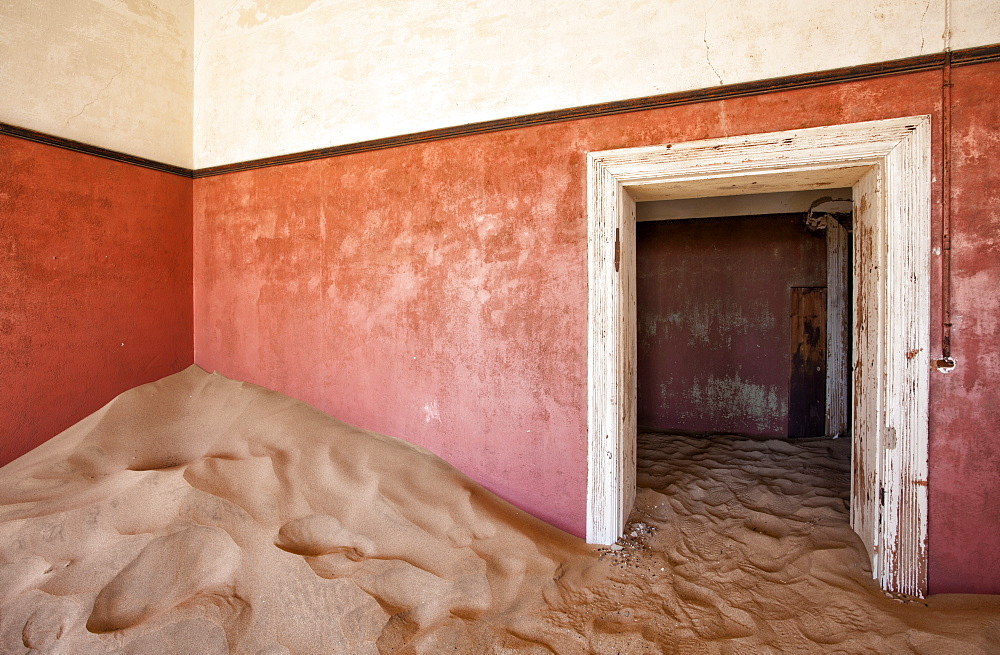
0, 0, 196, 463
0, 135, 194, 465
0, 0, 194, 169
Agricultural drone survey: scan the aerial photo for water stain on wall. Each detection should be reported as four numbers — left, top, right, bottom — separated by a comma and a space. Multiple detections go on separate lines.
236, 0, 322, 28
94, 0, 182, 36
644, 297, 778, 348
685, 375, 786, 432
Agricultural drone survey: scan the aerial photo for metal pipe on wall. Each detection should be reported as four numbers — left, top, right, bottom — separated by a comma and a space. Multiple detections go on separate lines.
936, 49, 956, 372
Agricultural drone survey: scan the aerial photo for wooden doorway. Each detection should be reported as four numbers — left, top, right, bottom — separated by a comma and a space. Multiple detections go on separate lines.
788, 286, 828, 438
586, 117, 931, 595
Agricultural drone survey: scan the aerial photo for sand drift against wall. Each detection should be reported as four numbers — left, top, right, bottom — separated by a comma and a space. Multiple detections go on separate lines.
0, 367, 997, 653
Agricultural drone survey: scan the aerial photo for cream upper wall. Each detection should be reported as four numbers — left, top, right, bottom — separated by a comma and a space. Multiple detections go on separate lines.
2, 1, 998, 169
192, 0, 1000, 169
952, 0, 1000, 49
0, 0, 193, 168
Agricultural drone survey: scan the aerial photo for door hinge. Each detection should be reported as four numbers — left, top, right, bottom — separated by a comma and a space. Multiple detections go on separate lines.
614, 228, 620, 272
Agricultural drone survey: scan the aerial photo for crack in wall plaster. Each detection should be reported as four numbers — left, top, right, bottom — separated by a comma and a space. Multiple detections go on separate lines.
919, 0, 932, 53
65, 64, 126, 125
703, 0, 723, 85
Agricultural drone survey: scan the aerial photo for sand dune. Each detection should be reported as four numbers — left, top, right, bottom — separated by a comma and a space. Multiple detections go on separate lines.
0, 366, 998, 653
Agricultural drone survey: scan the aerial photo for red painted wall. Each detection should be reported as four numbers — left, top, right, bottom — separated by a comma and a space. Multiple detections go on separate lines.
927, 62, 1000, 594
185, 61, 999, 593
0, 137, 193, 465
193, 140, 589, 535
636, 214, 827, 437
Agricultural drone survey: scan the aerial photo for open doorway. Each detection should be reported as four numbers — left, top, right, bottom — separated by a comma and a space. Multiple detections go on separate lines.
585, 118, 931, 595
634, 192, 853, 440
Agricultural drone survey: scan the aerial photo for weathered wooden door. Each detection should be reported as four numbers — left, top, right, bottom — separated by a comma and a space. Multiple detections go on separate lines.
788, 287, 827, 438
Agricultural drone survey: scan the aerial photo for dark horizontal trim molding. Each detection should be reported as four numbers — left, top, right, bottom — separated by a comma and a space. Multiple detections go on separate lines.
3, 44, 998, 179
193, 43, 1000, 178
953, 42, 1000, 66
0, 123, 193, 178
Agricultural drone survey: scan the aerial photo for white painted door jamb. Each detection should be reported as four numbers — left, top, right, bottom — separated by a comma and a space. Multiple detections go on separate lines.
586, 117, 931, 596
826, 217, 851, 438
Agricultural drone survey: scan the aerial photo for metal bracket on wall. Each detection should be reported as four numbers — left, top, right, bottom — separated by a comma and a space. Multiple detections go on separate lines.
932, 357, 957, 373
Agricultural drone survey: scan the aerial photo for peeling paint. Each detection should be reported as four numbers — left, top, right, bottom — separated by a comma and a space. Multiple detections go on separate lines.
686, 375, 786, 431
422, 401, 442, 424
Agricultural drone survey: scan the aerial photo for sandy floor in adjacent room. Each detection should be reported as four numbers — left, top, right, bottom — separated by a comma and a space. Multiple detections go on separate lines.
0, 367, 998, 654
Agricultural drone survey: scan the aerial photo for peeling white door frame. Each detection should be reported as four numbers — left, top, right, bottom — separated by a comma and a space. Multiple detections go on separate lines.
586, 117, 931, 595
826, 217, 851, 438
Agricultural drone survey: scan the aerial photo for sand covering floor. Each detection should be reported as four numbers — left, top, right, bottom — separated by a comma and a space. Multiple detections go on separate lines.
0, 366, 998, 654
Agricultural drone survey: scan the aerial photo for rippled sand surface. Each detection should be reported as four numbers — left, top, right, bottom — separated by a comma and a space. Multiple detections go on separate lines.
0, 368, 997, 654
543, 432, 1000, 654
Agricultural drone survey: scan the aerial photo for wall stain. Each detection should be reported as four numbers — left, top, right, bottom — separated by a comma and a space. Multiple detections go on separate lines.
686, 375, 786, 432
236, 0, 321, 28
95, 0, 182, 36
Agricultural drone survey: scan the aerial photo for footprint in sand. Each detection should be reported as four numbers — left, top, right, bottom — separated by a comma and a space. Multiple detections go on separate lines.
22, 595, 82, 651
